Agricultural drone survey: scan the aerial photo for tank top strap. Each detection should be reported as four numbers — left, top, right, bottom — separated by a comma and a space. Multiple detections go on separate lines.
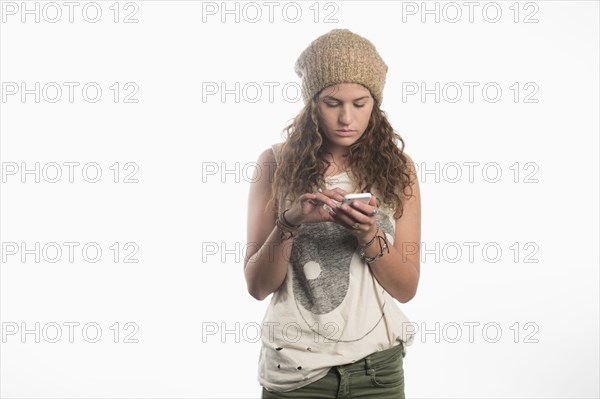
270, 142, 284, 167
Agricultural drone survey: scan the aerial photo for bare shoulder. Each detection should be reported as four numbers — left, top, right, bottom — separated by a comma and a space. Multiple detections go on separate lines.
258, 146, 276, 163
402, 151, 417, 175
255, 146, 277, 188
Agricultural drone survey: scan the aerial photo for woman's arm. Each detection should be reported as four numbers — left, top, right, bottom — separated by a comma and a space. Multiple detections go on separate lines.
244, 147, 353, 300
243, 148, 293, 301
353, 153, 422, 303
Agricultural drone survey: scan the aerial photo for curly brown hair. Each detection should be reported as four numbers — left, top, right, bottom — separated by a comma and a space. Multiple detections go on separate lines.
268, 95, 415, 220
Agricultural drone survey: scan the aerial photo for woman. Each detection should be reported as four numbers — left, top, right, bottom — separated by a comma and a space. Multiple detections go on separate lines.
244, 28, 421, 399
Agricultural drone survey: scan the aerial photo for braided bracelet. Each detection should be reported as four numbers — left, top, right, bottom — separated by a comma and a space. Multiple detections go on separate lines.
360, 234, 390, 264
276, 209, 300, 240
280, 209, 299, 228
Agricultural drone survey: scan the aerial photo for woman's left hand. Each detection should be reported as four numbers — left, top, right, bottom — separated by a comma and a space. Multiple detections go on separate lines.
328, 194, 380, 245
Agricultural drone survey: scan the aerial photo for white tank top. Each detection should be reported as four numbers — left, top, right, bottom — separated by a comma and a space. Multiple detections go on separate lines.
258, 142, 415, 392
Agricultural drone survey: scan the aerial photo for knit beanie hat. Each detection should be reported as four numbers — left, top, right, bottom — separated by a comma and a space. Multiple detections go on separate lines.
294, 28, 388, 106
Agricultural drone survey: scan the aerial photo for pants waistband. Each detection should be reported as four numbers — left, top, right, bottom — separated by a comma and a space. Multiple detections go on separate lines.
335, 341, 405, 374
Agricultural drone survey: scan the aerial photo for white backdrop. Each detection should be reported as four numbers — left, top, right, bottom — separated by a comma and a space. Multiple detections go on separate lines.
1, 1, 598, 398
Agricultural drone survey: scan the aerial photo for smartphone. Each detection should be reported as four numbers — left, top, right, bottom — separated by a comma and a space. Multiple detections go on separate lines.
342, 193, 372, 206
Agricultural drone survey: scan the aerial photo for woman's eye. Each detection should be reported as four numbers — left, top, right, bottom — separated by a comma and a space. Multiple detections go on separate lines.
324, 102, 365, 108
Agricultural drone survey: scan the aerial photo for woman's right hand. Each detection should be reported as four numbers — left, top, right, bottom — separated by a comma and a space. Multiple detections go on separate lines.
283, 187, 348, 226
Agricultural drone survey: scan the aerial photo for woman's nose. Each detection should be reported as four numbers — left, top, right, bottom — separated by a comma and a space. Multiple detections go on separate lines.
338, 105, 353, 125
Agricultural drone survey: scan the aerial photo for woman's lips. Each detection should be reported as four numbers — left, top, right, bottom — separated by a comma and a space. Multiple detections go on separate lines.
335, 130, 355, 137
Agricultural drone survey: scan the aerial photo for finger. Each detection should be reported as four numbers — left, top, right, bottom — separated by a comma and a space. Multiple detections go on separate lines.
310, 192, 340, 209
322, 203, 336, 214
301, 193, 318, 206
332, 210, 353, 229
348, 199, 378, 217
319, 188, 345, 203
335, 212, 367, 232
331, 187, 349, 198
366, 195, 379, 216
338, 202, 373, 224
327, 208, 340, 223
363, 203, 378, 217
302, 193, 332, 208
369, 194, 377, 206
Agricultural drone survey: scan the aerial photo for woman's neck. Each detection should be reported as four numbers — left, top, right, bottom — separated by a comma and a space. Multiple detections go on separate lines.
322, 152, 349, 176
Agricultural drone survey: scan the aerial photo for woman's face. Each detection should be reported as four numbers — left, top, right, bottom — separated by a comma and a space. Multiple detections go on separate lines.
316, 83, 374, 153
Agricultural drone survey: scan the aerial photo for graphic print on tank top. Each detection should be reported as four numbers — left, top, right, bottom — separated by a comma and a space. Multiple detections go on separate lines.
289, 210, 395, 341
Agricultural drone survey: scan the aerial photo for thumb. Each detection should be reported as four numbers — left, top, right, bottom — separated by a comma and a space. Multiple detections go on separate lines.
369, 194, 377, 207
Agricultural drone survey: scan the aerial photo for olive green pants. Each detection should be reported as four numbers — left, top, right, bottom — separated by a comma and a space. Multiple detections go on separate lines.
262, 342, 405, 399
